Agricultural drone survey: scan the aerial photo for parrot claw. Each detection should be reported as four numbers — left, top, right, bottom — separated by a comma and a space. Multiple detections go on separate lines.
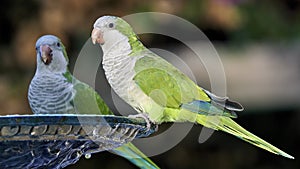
128, 113, 156, 132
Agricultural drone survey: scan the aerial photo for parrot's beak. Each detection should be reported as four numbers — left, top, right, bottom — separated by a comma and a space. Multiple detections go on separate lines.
40, 45, 53, 65
91, 27, 104, 45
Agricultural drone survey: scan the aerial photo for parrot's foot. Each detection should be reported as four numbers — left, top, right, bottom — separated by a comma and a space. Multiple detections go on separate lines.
128, 113, 157, 132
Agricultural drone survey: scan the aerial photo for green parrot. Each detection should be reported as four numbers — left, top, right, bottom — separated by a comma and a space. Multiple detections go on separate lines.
28, 35, 160, 169
91, 16, 294, 159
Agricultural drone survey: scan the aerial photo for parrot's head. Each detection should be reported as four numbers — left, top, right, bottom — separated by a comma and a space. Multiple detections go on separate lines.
35, 35, 69, 73
91, 16, 142, 53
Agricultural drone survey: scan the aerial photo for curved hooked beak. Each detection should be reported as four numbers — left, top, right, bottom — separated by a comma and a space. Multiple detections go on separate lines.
91, 27, 105, 45
40, 45, 53, 65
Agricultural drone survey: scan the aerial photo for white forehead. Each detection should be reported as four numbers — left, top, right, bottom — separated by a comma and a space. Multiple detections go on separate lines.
93, 16, 118, 28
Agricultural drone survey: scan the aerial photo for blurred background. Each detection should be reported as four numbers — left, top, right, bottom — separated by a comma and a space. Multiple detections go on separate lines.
0, 0, 299, 169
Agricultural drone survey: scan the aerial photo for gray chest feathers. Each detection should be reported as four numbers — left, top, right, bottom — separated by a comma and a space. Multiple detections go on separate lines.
28, 74, 75, 114
102, 53, 138, 101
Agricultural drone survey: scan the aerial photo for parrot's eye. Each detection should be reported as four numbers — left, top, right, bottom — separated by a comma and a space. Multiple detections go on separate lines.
56, 42, 60, 47
108, 23, 114, 28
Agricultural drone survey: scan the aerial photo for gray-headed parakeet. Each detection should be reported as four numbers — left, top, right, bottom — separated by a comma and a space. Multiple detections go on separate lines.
91, 16, 294, 159
28, 35, 160, 169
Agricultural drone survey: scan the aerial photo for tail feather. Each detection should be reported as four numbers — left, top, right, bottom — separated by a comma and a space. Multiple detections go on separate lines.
111, 143, 160, 169
203, 89, 244, 112
196, 116, 294, 159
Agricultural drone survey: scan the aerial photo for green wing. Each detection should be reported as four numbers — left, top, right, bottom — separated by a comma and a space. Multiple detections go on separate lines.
74, 80, 113, 115
64, 71, 112, 115
134, 52, 210, 109
73, 81, 113, 115
64, 72, 160, 168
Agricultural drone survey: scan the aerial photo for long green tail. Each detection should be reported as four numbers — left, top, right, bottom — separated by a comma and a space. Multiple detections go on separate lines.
111, 143, 160, 169
196, 115, 294, 159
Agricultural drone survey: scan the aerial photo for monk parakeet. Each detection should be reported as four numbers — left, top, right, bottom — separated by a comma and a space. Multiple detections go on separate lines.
91, 16, 294, 159
28, 35, 160, 169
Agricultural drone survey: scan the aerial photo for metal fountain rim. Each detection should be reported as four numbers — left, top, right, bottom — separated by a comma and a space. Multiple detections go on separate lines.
0, 114, 157, 141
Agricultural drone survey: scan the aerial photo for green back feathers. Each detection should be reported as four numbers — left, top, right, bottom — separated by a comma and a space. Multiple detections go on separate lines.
63, 71, 113, 115
60, 41, 69, 63
134, 54, 210, 110
115, 18, 145, 56
63, 71, 73, 82
73, 80, 113, 115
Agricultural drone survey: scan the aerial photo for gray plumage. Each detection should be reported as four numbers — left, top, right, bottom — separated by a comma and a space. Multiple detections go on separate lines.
28, 73, 75, 114
28, 35, 74, 114
28, 35, 161, 169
